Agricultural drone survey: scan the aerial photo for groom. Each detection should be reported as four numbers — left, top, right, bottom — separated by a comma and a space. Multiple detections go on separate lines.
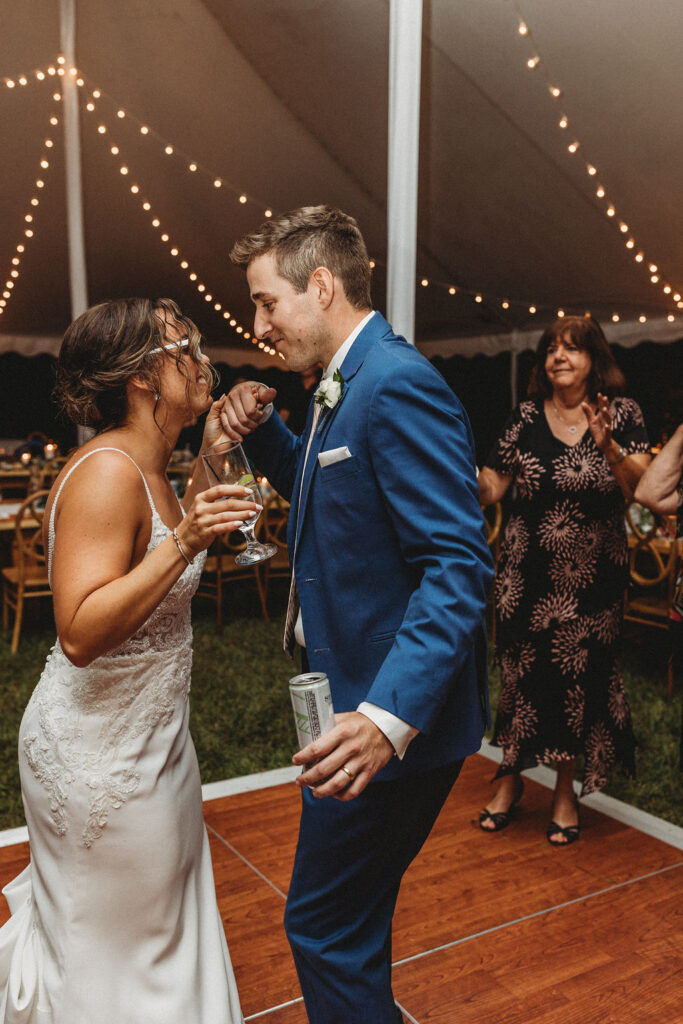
222, 206, 493, 1023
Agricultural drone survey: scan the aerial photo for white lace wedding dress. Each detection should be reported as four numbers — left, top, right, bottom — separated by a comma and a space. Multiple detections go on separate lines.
0, 448, 244, 1024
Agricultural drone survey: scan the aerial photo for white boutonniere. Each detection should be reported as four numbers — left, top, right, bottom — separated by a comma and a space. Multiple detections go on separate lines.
315, 369, 344, 410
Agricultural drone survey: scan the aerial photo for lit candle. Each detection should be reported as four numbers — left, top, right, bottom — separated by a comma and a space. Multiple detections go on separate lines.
20, 451, 31, 464
45, 442, 57, 460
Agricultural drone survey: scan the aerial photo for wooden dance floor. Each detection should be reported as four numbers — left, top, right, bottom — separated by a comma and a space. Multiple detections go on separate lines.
1, 753, 681, 1023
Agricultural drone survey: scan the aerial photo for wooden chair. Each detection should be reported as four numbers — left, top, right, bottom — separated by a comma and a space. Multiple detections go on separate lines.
623, 502, 680, 699
2, 490, 51, 653
259, 493, 291, 617
482, 501, 502, 643
0, 471, 30, 502
195, 528, 268, 631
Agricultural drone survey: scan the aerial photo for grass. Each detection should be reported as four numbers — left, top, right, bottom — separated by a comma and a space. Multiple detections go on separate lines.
0, 586, 681, 831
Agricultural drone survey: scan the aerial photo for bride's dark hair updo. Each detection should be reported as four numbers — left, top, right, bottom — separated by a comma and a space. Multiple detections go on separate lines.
55, 297, 216, 432
527, 315, 626, 402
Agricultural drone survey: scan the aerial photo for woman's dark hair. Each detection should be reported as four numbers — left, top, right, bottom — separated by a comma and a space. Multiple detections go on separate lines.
55, 297, 216, 432
527, 315, 626, 401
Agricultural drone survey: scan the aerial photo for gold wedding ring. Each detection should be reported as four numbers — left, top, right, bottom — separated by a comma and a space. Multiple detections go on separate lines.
340, 764, 355, 781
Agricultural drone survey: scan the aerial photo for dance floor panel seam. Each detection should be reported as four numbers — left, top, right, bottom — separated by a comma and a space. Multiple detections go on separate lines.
1, 752, 680, 1022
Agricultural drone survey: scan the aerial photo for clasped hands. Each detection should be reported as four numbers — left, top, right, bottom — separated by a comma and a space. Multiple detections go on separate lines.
293, 712, 395, 802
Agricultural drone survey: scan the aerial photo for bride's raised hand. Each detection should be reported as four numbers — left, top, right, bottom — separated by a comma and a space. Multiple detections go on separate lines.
200, 394, 232, 450
176, 484, 261, 559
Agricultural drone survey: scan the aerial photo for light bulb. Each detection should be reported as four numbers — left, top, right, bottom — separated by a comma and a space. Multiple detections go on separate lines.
164, 145, 173, 155
449, 287, 457, 295
239, 195, 247, 204
421, 279, 428, 287
475, 295, 482, 303
214, 179, 222, 188
612, 314, 620, 322
264, 209, 272, 218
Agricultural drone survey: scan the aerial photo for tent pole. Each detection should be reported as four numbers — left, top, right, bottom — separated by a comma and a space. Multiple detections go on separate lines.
60, 0, 91, 444
387, 0, 423, 345
510, 347, 518, 410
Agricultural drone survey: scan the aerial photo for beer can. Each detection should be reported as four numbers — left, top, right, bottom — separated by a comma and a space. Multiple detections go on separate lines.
289, 672, 335, 749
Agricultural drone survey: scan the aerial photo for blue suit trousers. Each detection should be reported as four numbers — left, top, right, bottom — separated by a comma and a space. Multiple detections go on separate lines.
284, 759, 463, 1023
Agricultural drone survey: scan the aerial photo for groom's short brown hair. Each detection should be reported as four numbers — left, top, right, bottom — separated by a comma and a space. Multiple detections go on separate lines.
230, 205, 372, 310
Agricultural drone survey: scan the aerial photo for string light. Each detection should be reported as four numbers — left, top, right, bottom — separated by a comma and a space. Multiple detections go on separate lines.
0, 106, 58, 319
87, 115, 282, 357
511, 3, 682, 308
73, 70, 275, 216
9, 55, 676, 336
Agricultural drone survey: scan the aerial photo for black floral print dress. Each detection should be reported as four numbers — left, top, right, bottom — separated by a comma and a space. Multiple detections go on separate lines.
486, 397, 650, 794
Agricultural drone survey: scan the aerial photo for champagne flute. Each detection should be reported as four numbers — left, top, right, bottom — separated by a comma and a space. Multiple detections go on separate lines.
201, 440, 277, 564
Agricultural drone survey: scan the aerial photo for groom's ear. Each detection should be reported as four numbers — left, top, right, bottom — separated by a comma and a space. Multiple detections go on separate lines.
310, 266, 335, 310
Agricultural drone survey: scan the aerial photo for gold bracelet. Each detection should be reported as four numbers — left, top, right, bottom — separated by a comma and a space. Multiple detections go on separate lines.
172, 527, 193, 565
605, 445, 627, 466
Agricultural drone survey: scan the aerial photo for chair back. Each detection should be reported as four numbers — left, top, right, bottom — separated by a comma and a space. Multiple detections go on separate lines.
625, 502, 678, 588
260, 493, 290, 551
12, 490, 50, 575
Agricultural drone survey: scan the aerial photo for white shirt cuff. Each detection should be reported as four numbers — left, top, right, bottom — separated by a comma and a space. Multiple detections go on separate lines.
357, 702, 419, 760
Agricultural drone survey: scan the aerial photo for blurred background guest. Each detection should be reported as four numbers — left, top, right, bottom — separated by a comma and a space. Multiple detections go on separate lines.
635, 422, 683, 769
477, 316, 651, 844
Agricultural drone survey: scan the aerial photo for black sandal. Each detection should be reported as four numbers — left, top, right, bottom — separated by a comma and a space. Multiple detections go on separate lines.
479, 776, 524, 832
546, 797, 580, 846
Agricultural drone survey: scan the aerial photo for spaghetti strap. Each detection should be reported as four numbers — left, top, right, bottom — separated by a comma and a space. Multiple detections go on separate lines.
48, 447, 156, 584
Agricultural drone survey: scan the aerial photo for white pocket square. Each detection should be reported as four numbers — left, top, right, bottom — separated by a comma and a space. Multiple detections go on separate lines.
318, 446, 352, 467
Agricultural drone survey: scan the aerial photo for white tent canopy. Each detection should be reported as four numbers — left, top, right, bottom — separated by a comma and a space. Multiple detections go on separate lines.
1, 0, 682, 365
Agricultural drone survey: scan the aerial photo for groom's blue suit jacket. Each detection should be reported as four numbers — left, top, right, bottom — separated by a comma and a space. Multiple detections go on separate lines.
245, 313, 494, 780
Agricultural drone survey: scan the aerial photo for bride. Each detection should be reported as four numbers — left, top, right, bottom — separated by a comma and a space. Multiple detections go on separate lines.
0, 298, 254, 1023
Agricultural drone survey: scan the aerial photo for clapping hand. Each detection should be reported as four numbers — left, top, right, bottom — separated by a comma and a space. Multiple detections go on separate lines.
293, 712, 395, 802
581, 391, 612, 453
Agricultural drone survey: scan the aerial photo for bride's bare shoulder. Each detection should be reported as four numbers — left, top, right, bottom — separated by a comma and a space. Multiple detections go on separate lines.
46, 444, 147, 531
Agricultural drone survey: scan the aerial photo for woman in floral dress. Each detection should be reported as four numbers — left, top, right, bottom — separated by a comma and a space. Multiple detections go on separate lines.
477, 316, 651, 844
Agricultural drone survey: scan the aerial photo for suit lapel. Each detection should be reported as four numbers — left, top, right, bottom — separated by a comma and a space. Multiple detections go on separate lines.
292, 313, 393, 554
